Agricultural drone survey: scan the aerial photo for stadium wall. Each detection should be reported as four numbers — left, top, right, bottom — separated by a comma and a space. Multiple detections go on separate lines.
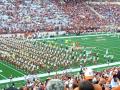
0, 31, 66, 38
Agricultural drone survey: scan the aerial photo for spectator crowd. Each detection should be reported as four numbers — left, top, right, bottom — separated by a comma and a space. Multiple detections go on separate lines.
0, 0, 119, 34
5, 66, 120, 90
0, 0, 70, 34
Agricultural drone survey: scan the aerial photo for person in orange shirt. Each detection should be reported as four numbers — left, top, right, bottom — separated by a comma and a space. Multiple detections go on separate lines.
112, 86, 120, 90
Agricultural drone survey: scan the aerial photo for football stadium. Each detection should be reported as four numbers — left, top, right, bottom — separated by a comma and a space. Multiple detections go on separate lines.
0, 0, 120, 90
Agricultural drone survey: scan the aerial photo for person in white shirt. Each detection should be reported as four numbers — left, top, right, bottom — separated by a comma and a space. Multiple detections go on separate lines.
110, 75, 120, 88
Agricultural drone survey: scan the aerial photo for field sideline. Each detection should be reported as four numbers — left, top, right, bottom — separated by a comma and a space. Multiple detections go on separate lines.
0, 33, 120, 84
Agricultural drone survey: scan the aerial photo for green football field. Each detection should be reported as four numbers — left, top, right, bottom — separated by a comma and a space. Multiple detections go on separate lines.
39, 34, 120, 65
0, 34, 120, 85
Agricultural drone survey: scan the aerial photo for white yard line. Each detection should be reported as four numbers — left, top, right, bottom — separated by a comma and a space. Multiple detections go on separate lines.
0, 62, 25, 76
0, 74, 7, 79
30, 33, 110, 41
0, 61, 120, 84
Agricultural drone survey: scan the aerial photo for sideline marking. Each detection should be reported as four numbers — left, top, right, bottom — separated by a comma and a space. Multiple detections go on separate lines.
0, 62, 25, 76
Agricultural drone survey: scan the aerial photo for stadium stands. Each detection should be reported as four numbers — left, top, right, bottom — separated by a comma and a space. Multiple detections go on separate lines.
89, 3, 120, 26
0, 0, 119, 34
0, 0, 70, 34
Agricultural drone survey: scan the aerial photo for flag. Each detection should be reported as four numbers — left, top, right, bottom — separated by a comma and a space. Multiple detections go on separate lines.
104, 49, 109, 58
72, 42, 75, 47
65, 40, 68, 44
105, 49, 109, 55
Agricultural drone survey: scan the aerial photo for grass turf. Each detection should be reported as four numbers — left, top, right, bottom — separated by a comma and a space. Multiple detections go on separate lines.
40, 35, 120, 64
